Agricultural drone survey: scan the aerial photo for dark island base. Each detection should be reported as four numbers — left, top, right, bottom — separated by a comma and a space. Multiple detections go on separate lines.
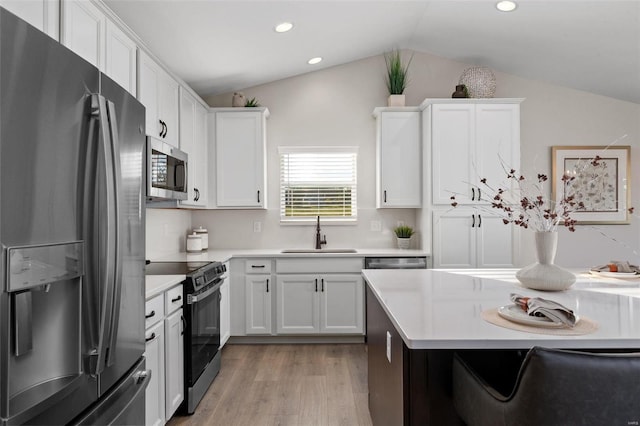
366, 287, 464, 426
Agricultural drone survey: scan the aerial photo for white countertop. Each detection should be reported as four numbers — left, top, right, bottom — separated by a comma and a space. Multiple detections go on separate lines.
363, 268, 640, 350
145, 248, 428, 299
145, 274, 185, 300
150, 248, 429, 263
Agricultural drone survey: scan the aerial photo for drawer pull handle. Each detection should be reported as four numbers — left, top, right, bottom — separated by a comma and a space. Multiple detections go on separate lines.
321, 278, 324, 292
171, 295, 182, 303
145, 310, 155, 319
266, 279, 270, 293
145, 332, 156, 342
251, 265, 265, 268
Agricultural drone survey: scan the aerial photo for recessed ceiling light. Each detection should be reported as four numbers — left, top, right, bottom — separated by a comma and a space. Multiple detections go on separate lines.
275, 22, 294, 33
308, 57, 322, 65
496, 1, 517, 12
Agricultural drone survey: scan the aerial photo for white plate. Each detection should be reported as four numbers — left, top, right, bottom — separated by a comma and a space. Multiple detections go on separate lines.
589, 270, 640, 279
498, 305, 578, 328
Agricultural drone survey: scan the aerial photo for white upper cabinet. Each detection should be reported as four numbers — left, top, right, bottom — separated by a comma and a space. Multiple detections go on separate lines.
179, 88, 208, 207
61, 0, 105, 69
428, 100, 521, 205
105, 20, 137, 95
210, 108, 268, 209
0, 0, 59, 40
138, 50, 180, 146
374, 108, 421, 208
61, 0, 137, 95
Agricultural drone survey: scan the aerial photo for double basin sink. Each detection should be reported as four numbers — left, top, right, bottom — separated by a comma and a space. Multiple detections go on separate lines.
280, 248, 358, 254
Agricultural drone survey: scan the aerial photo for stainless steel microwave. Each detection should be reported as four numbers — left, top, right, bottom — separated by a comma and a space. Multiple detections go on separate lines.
146, 137, 188, 201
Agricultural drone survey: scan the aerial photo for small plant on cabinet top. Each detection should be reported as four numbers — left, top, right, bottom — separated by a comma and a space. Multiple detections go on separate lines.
384, 49, 413, 95
244, 97, 260, 107
393, 225, 414, 238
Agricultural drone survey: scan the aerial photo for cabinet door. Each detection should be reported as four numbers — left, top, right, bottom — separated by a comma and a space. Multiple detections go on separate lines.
157, 72, 180, 147
220, 278, 230, 347
245, 275, 272, 334
476, 213, 517, 268
144, 321, 165, 426
431, 104, 475, 205
0, 0, 59, 40
276, 275, 319, 334
164, 308, 184, 420
215, 111, 266, 207
138, 50, 161, 138
105, 20, 137, 95
180, 89, 208, 207
319, 274, 364, 334
475, 104, 520, 203
378, 111, 421, 208
61, 0, 105, 70
432, 209, 476, 268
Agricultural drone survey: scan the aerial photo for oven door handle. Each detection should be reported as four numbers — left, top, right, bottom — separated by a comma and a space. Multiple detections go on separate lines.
188, 281, 222, 304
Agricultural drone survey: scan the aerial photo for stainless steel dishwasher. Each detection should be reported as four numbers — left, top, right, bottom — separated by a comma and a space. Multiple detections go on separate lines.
364, 256, 430, 269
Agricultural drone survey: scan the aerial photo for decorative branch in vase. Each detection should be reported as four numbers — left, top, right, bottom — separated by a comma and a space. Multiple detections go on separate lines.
450, 144, 634, 291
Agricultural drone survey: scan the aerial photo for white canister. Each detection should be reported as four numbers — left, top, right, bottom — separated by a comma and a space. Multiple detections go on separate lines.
193, 226, 208, 250
186, 232, 202, 252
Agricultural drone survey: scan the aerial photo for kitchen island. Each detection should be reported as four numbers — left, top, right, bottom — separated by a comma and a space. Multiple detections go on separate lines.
363, 269, 640, 425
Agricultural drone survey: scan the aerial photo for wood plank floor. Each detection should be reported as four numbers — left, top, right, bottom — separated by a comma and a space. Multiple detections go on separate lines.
168, 344, 373, 426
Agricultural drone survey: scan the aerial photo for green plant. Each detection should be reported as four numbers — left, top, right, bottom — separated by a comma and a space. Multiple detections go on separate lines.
393, 225, 414, 238
244, 97, 260, 107
384, 49, 413, 95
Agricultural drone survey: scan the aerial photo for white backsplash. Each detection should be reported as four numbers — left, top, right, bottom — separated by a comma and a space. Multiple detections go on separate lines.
145, 208, 192, 259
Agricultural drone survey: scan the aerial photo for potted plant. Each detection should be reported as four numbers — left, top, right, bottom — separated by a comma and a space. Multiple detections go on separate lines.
244, 97, 260, 107
393, 225, 414, 249
384, 49, 413, 107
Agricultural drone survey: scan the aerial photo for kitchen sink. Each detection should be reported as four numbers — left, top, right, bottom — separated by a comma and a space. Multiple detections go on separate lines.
281, 248, 358, 254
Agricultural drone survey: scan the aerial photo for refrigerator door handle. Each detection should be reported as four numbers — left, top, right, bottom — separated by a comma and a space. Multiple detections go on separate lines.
89, 94, 118, 375
105, 99, 123, 368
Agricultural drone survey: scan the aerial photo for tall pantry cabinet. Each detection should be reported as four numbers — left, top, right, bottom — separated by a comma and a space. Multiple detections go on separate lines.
422, 99, 523, 268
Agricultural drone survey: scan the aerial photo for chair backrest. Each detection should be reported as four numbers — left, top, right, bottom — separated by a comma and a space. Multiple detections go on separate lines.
505, 347, 640, 426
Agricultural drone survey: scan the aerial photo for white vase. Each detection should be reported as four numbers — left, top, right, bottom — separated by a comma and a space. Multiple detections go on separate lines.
397, 237, 411, 249
516, 231, 576, 291
388, 94, 405, 107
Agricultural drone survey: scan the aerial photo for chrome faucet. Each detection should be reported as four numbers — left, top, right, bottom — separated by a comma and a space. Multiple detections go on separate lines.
315, 216, 327, 249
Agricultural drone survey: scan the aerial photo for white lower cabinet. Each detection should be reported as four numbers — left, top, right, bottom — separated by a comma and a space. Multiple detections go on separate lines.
144, 321, 165, 426
164, 308, 184, 420
220, 262, 231, 347
144, 283, 184, 425
276, 274, 364, 335
245, 275, 272, 335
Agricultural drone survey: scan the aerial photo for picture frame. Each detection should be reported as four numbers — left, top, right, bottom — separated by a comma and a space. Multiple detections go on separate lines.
551, 145, 631, 225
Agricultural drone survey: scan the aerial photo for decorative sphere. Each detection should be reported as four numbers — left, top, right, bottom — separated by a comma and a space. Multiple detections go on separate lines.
459, 66, 496, 98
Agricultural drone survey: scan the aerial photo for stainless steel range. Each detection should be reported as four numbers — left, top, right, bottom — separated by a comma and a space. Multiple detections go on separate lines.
146, 261, 226, 414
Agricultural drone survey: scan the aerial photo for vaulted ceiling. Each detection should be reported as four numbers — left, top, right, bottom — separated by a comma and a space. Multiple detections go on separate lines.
104, 0, 640, 103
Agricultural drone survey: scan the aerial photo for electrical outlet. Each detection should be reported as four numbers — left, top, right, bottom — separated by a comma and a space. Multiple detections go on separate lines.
371, 220, 382, 232
253, 221, 262, 233
386, 331, 392, 363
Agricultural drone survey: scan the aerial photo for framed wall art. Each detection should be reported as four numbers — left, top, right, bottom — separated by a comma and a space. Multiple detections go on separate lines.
551, 145, 631, 224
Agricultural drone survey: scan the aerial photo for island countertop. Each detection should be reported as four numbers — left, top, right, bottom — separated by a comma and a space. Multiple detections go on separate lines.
362, 269, 640, 350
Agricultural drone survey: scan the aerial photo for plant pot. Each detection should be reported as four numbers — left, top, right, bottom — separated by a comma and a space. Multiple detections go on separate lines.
388, 94, 405, 107
515, 231, 576, 291
396, 237, 411, 249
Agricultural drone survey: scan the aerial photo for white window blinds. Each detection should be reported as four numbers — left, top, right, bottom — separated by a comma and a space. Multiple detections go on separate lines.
279, 147, 358, 221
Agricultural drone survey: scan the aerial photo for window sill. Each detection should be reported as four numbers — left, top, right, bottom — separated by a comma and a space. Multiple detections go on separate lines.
279, 218, 358, 226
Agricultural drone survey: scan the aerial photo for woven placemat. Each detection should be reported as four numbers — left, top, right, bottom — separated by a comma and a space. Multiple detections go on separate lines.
482, 308, 598, 336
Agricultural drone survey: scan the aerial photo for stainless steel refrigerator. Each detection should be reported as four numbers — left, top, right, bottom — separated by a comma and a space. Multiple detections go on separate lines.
0, 8, 148, 425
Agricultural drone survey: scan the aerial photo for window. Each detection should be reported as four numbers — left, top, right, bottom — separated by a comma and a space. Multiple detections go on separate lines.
279, 147, 358, 222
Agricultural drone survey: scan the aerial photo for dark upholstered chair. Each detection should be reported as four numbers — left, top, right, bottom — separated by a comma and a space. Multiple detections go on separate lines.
452, 346, 640, 426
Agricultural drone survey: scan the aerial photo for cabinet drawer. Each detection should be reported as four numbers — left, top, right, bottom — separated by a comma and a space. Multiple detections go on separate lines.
245, 259, 272, 274
276, 258, 363, 274
165, 284, 184, 315
145, 294, 165, 329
